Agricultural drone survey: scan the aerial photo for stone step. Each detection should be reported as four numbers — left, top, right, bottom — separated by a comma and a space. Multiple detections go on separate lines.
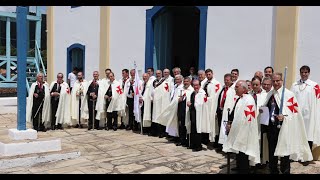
0, 149, 80, 170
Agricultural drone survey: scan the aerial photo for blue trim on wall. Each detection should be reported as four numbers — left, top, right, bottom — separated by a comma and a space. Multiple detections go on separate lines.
145, 6, 208, 71
16, 6, 28, 131
67, 43, 85, 78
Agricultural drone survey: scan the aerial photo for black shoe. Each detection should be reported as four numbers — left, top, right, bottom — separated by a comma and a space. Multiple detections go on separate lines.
57, 124, 63, 130
182, 143, 188, 147
176, 142, 182, 146
105, 126, 109, 131
302, 161, 311, 166
75, 124, 79, 128
88, 126, 93, 130
119, 124, 125, 129
159, 134, 164, 138
79, 124, 83, 128
231, 167, 240, 171
192, 147, 202, 152
113, 127, 117, 131
51, 126, 55, 130
126, 126, 132, 130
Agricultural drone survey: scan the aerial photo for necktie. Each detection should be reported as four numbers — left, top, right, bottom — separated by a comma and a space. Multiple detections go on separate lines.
142, 82, 146, 96
220, 86, 228, 108
270, 95, 276, 122
204, 81, 210, 96
253, 93, 257, 105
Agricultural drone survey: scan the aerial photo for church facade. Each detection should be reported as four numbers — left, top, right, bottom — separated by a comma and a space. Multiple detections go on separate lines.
46, 6, 320, 87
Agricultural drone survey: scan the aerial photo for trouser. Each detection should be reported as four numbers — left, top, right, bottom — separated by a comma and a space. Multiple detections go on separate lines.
190, 116, 201, 149
127, 97, 138, 129
236, 152, 250, 174
158, 124, 166, 136
201, 133, 209, 144
141, 105, 151, 134
106, 111, 118, 128
178, 102, 187, 144
32, 108, 45, 131
88, 99, 99, 129
32, 104, 45, 131
267, 124, 290, 174
150, 122, 159, 136
215, 109, 223, 147
308, 141, 313, 152
51, 99, 59, 127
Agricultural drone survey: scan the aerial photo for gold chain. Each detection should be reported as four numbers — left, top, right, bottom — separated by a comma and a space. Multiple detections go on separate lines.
299, 83, 307, 91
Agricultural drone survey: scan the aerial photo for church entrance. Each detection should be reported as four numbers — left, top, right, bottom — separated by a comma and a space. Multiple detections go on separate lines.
67, 43, 85, 76
145, 6, 207, 77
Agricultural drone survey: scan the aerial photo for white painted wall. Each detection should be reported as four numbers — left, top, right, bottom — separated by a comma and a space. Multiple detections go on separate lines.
53, 6, 100, 82
109, 6, 152, 79
296, 6, 320, 83
206, 6, 275, 83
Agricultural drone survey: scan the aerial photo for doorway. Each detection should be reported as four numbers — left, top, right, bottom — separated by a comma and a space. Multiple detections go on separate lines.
67, 43, 85, 76
145, 6, 207, 77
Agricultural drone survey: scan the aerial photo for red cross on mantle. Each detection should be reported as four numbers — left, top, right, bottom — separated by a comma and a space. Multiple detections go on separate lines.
66, 87, 70, 94
204, 95, 208, 103
215, 84, 220, 93
116, 85, 123, 95
287, 97, 298, 113
244, 105, 255, 122
314, 84, 320, 99
164, 83, 169, 92
135, 85, 139, 95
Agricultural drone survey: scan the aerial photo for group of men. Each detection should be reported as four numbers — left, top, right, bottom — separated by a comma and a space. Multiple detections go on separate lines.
26, 65, 319, 174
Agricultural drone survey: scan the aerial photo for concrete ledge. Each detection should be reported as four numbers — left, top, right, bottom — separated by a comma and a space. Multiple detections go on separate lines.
8, 129, 37, 140
0, 138, 61, 156
0, 151, 80, 170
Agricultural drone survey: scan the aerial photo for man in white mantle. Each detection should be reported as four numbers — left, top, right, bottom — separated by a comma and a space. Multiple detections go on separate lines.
290, 65, 320, 165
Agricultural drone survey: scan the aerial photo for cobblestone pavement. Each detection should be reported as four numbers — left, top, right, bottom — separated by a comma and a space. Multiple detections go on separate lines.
0, 113, 320, 174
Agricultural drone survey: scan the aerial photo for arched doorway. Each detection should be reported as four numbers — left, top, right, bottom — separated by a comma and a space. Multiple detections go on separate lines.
67, 43, 85, 76
145, 6, 207, 76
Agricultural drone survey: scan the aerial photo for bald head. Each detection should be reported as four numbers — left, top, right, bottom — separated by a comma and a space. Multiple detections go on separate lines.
254, 71, 263, 80
193, 79, 200, 92
155, 70, 162, 79
163, 68, 170, 78
142, 73, 149, 82
235, 80, 248, 96
198, 70, 206, 82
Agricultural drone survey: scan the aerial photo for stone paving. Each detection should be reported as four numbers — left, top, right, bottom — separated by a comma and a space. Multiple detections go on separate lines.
1, 113, 320, 174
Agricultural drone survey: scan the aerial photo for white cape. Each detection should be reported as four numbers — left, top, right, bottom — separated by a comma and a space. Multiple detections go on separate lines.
26, 82, 51, 126
95, 78, 110, 123
218, 86, 238, 144
157, 84, 184, 137
263, 87, 313, 162
49, 81, 72, 126
141, 78, 153, 127
80, 79, 100, 120
206, 78, 222, 142
71, 80, 88, 125
194, 88, 211, 133
291, 79, 320, 147
153, 80, 171, 124
223, 94, 261, 166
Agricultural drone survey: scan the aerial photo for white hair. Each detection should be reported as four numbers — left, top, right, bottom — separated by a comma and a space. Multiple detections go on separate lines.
175, 74, 183, 80
37, 72, 44, 77
198, 70, 205, 74
172, 67, 181, 73
238, 80, 249, 90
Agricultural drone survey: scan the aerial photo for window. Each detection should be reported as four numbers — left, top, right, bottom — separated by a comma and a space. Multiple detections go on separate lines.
71, 6, 81, 8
